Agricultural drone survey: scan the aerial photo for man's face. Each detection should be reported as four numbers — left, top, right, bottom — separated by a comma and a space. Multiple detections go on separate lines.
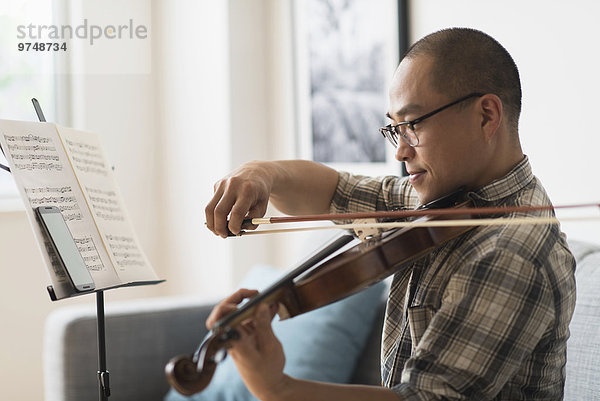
387, 56, 491, 204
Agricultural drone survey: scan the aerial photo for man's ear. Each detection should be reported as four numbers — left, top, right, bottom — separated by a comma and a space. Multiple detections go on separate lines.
479, 94, 503, 140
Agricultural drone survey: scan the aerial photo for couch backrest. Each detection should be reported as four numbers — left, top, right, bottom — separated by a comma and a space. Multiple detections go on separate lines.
564, 240, 600, 400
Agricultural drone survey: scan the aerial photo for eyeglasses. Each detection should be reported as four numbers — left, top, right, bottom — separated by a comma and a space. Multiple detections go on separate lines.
379, 92, 484, 147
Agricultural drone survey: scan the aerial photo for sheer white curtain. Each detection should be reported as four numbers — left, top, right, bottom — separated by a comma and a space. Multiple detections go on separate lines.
0, 0, 60, 207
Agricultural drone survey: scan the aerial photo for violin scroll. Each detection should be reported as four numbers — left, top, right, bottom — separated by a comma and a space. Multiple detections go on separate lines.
165, 328, 240, 395
165, 354, 211, 395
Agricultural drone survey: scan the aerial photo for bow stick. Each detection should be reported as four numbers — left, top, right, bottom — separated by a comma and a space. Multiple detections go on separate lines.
242, 202, 600, 225
228, 202, 600, 237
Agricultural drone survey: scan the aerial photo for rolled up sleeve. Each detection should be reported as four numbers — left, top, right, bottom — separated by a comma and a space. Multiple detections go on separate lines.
330, 171, 416, 215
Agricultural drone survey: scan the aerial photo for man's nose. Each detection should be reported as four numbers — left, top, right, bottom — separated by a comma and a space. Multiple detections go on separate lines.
394, 139, 414, 162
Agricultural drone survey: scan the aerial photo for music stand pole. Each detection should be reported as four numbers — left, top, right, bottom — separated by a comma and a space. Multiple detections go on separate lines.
97, 291, 110, 400
31, 98, 111, 400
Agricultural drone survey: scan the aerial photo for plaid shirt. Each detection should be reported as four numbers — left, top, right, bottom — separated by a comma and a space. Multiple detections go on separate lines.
330, 157, 576, 400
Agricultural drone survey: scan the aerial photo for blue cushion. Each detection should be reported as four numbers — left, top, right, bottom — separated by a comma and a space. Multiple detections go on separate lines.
165, 264, 386, 401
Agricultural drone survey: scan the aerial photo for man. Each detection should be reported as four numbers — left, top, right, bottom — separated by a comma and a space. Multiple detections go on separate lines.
205, 28, 575, 400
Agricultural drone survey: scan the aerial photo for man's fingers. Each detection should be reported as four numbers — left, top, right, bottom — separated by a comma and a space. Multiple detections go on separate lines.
228, 303, 276, 357
205, 182, 225, 234
213, 192, 239, 238
210, 181, 266, 237
228, 198, 255, 236
206, 288, 259, 328
206, 179, 238, 237
206, 304, 237, 329
255, 303, 275, 326
242, 203, 269, 231
223, 288, 260, 304
205, 163, 273, 238
253, 303, 278, 347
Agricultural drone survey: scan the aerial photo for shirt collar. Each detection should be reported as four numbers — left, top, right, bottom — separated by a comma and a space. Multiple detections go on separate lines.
467, 155, 533, 203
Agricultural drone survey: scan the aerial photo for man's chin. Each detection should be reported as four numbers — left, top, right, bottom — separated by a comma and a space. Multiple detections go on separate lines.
416, 188, 449, 207
417, 186, 469, 208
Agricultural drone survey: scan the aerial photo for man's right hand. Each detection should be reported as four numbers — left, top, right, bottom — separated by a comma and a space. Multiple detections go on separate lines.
205, 160, 339, 238
205, 161, 272, 237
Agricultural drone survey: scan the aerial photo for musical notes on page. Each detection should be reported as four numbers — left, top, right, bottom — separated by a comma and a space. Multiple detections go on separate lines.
0, 119, 160, 299
39, 234, 105, 276
75, 236, 106, 271
25, 186, 83, 221
64, 138, 108, 176
105, 234, 146, 269
86, 186, 125, 222
3, 133, 62, 172
57, 125, 158, 283
0, 120, 125, 298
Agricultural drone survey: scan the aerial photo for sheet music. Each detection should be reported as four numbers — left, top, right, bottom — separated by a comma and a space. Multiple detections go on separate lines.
57, 125, 158, 284
0, 120, 120, 299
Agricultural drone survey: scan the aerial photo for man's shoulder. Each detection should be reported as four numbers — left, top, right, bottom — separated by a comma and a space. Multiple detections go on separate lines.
454, 173, 571, 269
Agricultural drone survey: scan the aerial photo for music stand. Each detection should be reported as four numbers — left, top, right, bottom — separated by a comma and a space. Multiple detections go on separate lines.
0, 99, 123, 400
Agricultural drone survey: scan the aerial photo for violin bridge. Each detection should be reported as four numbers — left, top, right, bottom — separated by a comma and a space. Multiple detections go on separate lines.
353, 218, 383, 241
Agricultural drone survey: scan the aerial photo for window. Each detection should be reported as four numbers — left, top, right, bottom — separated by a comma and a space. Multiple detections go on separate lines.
0, 1, 57, 205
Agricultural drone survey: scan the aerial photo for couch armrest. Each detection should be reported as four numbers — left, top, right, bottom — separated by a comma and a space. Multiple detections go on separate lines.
44, 296, 217, 401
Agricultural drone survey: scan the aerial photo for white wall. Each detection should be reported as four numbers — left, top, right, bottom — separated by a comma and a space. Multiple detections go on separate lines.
152, 0, 233, 297
409, 0, 600, 244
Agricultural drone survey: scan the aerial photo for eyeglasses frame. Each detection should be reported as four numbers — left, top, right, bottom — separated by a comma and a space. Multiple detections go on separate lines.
380, 92, 485, 147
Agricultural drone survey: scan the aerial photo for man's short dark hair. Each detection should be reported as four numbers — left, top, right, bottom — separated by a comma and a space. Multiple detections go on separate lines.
404, 28, 522, 133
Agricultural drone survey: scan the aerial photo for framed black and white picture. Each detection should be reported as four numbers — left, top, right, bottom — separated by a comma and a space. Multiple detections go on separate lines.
294, 0, 408, 176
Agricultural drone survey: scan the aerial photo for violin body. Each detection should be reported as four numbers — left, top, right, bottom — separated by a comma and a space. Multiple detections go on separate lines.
166, 193, 477, 395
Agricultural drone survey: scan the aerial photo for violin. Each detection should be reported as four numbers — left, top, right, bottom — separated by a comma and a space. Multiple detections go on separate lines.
165, 190, 479, 395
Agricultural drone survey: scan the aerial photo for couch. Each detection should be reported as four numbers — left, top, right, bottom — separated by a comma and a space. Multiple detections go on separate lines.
43, 239, 600, 401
